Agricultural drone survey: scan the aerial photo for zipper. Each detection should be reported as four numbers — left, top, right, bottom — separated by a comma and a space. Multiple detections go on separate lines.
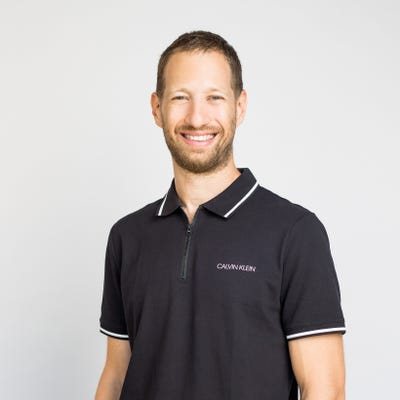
180, 206, 201, 280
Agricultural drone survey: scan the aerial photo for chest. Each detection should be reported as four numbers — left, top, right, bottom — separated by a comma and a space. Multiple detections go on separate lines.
121, 214, 283, 324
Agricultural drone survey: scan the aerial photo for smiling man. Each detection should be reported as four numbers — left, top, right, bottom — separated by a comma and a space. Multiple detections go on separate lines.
156, 49, 242, 179
95, 31, 346, 400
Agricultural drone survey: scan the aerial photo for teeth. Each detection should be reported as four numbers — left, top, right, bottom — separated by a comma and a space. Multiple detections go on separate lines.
183, 134, 215, 141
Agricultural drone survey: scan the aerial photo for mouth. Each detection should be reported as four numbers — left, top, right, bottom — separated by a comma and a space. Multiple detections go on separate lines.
179, 131, 218, 146
182, 133, 216, 141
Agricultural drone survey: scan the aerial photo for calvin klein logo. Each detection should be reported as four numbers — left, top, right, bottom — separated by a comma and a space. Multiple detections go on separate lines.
216, 263, 256, 272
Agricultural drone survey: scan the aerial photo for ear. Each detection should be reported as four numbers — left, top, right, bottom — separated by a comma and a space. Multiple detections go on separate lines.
150, 92, 163, 128
235, 89, 248, 127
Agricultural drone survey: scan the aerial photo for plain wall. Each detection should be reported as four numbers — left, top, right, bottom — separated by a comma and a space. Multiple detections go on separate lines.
1, 0, 399, 398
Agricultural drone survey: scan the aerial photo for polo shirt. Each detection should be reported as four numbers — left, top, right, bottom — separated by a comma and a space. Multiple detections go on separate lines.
99, 167, 346, 400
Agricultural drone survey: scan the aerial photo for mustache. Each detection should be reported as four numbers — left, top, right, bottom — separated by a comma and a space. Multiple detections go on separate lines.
176, 124, 220, 133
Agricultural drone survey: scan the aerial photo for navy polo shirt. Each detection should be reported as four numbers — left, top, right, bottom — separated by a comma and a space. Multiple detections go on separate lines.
99, 167, 346, 400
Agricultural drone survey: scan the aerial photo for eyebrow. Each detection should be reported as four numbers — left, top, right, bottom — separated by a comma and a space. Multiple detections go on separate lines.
170, 87, 229, 95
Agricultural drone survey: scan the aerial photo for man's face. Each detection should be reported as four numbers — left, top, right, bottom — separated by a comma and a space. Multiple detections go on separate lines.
151, 50, 247, 174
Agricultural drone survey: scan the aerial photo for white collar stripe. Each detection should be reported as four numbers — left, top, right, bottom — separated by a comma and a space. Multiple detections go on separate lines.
158, 193, 168, 216
100, 327, 129, 339
286, 327, 346, 340
224, 181, 259, 218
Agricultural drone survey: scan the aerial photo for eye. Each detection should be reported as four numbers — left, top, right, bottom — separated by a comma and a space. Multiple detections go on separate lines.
209, 95, 224, 101
172, 95, 188, 101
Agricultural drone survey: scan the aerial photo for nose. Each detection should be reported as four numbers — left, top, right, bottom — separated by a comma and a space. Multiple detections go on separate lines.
184, 98, 210, 128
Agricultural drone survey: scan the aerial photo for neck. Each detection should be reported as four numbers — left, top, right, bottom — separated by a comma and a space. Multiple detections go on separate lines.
173, 159, 241, 223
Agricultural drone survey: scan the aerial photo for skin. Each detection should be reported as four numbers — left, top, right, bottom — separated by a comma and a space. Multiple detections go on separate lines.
95, 50, 346, 399
95, 337, 131, 399
289, 333, 346, 400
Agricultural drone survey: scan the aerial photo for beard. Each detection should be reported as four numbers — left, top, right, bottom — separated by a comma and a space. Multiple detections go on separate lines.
162, 117, 237, 175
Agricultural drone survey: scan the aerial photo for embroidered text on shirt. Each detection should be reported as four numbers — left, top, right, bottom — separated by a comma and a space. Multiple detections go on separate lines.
216, 263, 256, 272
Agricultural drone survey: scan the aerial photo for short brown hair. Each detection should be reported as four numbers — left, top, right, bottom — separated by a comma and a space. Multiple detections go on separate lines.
156, 30, 243, 99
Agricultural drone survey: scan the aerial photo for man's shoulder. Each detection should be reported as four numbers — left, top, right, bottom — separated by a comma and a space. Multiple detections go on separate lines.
108, 197, 164, 235
254, 184, 316, 227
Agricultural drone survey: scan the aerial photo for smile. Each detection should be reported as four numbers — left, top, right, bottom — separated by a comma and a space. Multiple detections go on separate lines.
182, 134, 216, 141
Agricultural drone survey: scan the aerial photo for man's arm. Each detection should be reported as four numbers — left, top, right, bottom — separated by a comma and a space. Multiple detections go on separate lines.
95, 337, 131, 400
288, 333, 345, 400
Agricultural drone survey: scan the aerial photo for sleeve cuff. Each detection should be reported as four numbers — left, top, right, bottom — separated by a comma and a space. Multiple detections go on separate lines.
286, 326, 346, 340
99, 326, 129, 340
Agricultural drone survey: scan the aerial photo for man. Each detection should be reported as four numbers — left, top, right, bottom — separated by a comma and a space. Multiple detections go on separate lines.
95, 31, 346, 400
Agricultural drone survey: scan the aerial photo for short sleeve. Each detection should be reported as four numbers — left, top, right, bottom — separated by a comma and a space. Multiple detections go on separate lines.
99, 224, 129, 340
280, 212, 346, 340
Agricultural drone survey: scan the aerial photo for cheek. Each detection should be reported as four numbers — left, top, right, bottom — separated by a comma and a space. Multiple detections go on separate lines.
162, 106, 186, 127
215, 108, 235, 126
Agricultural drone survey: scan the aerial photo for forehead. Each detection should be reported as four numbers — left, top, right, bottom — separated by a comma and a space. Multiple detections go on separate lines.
163, 50, 233, 92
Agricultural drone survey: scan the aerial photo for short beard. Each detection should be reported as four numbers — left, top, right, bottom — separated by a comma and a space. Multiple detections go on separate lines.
162, 119, 236, 175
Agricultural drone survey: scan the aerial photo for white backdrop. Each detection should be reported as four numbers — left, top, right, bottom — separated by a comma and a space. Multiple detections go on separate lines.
1, 0, 399, 398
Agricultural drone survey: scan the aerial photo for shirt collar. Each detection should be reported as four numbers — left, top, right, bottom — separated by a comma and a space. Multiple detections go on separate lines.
156, 167, 259, 219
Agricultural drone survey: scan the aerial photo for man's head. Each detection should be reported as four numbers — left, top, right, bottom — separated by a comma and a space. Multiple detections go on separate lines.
151, 31, 247, 175
156, 31, 243, 101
